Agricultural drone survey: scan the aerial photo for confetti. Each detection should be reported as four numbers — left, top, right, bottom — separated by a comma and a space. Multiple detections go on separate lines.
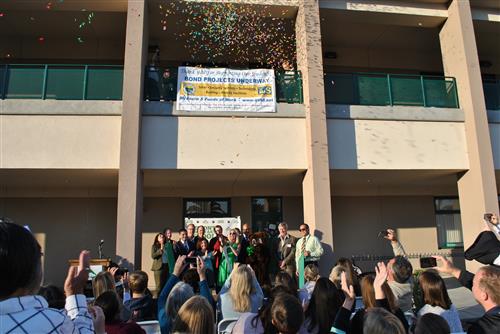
159, 1, 296, 67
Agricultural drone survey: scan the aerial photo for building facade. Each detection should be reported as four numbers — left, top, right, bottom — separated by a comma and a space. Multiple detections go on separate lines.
0, 0, 499, 288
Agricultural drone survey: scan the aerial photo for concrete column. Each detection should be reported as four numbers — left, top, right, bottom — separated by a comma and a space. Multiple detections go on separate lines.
295, 0, 334, 274
116, 0, 148, 270
439, 0, 499, 271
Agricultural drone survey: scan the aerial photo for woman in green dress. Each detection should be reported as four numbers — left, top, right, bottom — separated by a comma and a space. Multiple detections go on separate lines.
217, 228, 240, 288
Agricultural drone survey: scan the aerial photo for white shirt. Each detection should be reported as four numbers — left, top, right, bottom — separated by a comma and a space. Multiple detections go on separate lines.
0, 294, 94, 334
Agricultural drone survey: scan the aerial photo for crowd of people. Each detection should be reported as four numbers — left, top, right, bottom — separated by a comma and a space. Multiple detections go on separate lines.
0, 213, 499, 334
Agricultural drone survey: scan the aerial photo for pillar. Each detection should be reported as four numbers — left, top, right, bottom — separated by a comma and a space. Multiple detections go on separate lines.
116, 0, 148, 270
439, 0, 499, 271
295, 0, 334, 274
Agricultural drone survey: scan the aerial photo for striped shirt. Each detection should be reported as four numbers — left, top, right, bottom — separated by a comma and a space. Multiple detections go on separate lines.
0, 294, 94, 334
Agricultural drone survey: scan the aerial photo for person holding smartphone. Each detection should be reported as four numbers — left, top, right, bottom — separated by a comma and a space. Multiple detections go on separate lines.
382, 229, 414, 313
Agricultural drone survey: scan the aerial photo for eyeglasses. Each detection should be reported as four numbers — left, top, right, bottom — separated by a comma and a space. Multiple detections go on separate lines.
229, 232, 236, 235
299, 228, 307, 231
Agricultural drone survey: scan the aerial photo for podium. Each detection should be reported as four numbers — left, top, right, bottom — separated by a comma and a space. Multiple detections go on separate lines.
68, 259, 111, 298
68, 258, 111, 280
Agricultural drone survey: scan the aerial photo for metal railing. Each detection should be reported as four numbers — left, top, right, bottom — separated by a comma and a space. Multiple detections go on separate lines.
324, 72, 459, 108
483, 79, 500, 110
0, 64, 123, 100
144, 67, 304, 104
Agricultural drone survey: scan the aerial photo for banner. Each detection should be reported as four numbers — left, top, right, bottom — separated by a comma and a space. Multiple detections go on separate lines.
184, 216, 242, 241
176, 67, 276, 112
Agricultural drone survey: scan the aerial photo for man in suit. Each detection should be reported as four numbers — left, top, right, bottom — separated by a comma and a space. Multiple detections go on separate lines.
238, 223, 251, 263
276, 222, 297, 279
174, 228, 195, 257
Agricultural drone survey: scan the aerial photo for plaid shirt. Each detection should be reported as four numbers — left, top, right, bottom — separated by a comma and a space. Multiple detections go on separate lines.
0, 294, 94, 334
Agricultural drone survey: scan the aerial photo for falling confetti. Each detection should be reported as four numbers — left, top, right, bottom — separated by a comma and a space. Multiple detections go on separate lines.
158, 1, 296, 67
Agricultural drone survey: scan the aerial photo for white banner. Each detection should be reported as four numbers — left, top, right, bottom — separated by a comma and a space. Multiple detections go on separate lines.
176, 67, 276, 112
184, 216, 242, 241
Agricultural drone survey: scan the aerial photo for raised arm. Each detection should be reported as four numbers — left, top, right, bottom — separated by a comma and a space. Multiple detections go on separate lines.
61, 250, 95, 334
385, 229, 407, 257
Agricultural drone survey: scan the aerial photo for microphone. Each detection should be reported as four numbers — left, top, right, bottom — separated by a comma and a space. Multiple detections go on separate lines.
98, 240, 104, 259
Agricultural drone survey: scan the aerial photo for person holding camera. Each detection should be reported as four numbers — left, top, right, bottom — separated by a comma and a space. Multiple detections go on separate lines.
383, 229, 414, 313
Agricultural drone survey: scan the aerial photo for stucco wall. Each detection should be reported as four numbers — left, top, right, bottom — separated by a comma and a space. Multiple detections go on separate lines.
328, 119, 469, 169
141, 116, 308, 169
0, 115, 121, 169
331, 195, 466, 272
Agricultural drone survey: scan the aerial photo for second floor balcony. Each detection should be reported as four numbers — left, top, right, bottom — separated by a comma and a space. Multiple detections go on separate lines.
325, 72, 460, 109
0, 64, 123, 100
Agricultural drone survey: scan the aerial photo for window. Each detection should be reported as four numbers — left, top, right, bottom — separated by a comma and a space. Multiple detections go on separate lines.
434, 197, 463, 249
183, 198, 230, 218
251, 197, 283, 235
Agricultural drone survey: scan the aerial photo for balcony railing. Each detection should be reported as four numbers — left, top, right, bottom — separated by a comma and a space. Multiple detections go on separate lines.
483, 79, 500, 110
324, 72, 459, 108
144, 67, 304, 104
0, 64, 123, 100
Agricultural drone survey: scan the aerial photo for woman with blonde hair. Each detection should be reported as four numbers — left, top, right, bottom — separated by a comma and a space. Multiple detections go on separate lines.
218, 263, 264, 320
171, 295, 215, 334
298, 264, 320, 308
92, 271, 116, 299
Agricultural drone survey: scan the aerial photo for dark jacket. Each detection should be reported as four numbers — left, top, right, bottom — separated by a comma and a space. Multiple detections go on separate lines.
459, 270, 500, 334
124, 295, 155, 322
238, 234, 250, 263
174, 239, 195, 257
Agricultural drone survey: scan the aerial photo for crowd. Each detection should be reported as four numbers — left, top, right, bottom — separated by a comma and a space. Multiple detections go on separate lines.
0, 214, 499, 334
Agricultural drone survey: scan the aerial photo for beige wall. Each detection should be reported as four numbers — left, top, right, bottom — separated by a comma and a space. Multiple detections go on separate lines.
0, 115, 121, 169
0, 197, 117, 287
141, 116, 307, 169
331, 195, 466, 272
328, 119, 468, 169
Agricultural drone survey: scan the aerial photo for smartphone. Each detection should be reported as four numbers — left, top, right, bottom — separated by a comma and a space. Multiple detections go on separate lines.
420, 257, 437, 268
185, 257, 197, 264
378, 230, 389, 238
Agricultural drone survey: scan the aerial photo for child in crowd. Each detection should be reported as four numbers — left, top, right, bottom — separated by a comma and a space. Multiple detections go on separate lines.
124, 271, 155, 321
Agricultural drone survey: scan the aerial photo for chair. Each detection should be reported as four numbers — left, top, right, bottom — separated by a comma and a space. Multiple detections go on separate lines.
217, 318, 239, 334
137, 320, 160, 334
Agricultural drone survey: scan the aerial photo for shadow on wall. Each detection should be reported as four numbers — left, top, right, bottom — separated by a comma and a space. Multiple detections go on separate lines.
314, 229, 334, 277
141, 108, 179, 169
327, 117, 358, 169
